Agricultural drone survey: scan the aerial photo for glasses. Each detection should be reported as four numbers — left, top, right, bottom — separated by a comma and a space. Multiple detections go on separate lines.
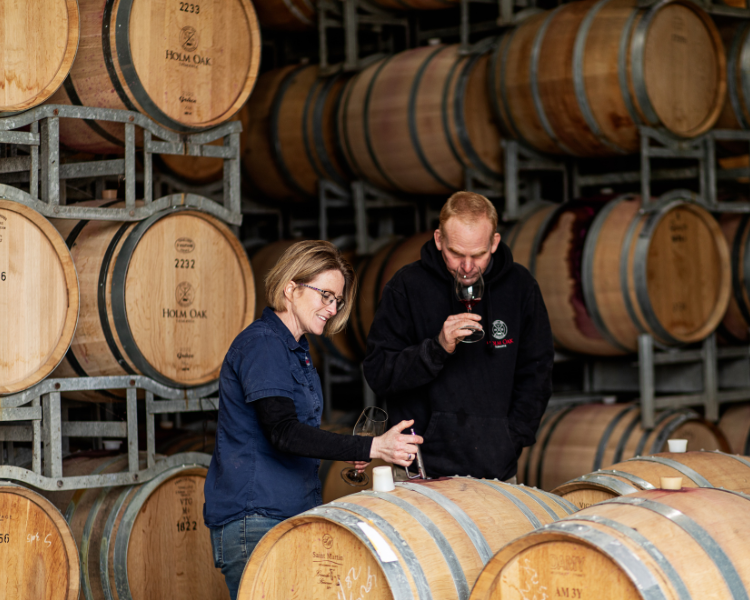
297, 283, 345, 311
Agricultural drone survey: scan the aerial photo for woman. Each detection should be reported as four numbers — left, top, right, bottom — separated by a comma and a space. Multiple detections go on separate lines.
203, 240, 422, 600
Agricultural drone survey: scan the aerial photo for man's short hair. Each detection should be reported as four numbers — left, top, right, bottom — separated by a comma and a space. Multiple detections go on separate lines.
265, 240, 356, 336
439, 191, 498, 236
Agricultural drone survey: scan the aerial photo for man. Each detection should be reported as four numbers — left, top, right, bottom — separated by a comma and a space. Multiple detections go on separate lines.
363, 191, 554, 481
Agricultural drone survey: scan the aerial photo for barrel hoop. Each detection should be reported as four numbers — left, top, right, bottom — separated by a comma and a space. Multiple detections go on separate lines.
280, 0, 314, 26
505, 201, 552, 251
352, 255, 374, 348
301, 75, 327, 182
535, 487, 579, 514
574, 514, 693, 600
572, 0, 628, 154
306, 506, 415, 600
102, 1, 139, 113
270, 66, 313, 198
606, 496, 750, 600
522, 404, 569, 484
542, 521, 668, 600
650, 410, 699, 455
332, 502, 431, 600
397, 482, 493, 564
624, 455, 713, 487
467, 478, 543, 528
507, 485, 562, 521
634, 409, 678, 457
358, 491, 470, 600
530, 6, 575, 155
113, 465, 207, 600
597, 469, 656, 490
487, 36, 509, 138
528, 203, 566, 278
81, 486, 116, 600
312, 74, 349, 186
738, 23, 750, 128
733, 214, 750, 326
617, 8, 644, 127
441, 55, 469, 166
451, 52, 503, 182
114, 0, 205, 133
62, 77, 126, 148
620, 208, 649, 335
728, 23, 750, 129
594, 405, 639, 470
100, 487, 133, 600
534, 405, 577, 489
110, 208, 199, 386
340, 74, 366, 179
496, 29, 532, 144
628, 3, 663, 126
362, 56, 400, 190
570, 473, 639, 496
64, 455, 125, 522
581, 195, 634, 353
613, 410, 646, 464
408, 45, 455, 191
99, 222, 137, 376
373, 238, 409, 314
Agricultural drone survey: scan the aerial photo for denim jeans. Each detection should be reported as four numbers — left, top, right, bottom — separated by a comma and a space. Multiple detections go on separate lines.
210, 514, 284, 600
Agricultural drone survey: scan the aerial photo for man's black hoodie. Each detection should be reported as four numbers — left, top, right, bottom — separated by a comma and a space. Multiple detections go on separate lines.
363, 238, 554, 480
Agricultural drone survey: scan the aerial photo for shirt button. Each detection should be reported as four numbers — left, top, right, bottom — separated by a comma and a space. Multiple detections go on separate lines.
309, 385, 314, 391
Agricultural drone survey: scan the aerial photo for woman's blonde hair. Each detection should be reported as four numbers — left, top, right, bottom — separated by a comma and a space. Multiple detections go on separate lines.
265, 240, 356, 336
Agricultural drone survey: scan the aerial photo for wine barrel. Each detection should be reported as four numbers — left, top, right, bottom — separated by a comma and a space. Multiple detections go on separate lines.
237, 477, 577, 600
254, 0, 316, 30
718, 214, 750, 343
50, 201, 254, 387
518, 402, 730, 491
716, 22, 750, 131
44, 453, 226, 600
471, 486, 750, 600
0, 483, 80, 600
242, 66, 351, 201
158, 431, 216, 456
350, 232, 433, 354
250, 240, 358, 366
338, 44, 502, 195
490, 0, 726, 156
0, 1, 79, 115
553, 450, 750, 510
719, 404, 750, 455
46, 0, 260, 154
0, 201, 79, 395
508, 195, 732, 354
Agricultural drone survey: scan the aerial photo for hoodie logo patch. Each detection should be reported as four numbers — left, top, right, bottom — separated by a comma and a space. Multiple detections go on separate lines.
492, 320, 508, 339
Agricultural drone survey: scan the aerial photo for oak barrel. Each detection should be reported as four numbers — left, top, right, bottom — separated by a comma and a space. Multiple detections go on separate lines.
518, 402, 730, 491
490, 0, 726, 156
250, 240, 358, 366
44, 453, 226, 600
718, 214, 750, 343
242, 66, 351, 200
338, 45, 502, 194
508, 195, 732, 354
470, 486, 750, 600
51, 202, 255, 387
0, 1, 80, 115
237, 477, 577, 600
46, 0, 261, 154
350, 232, 433, 354
0, 483, 80, 600
553, 450, 750, 509
0, 201, 79, 395
719, 404, 750, 455
253, 0, 316, 30
716, 22, 750, 131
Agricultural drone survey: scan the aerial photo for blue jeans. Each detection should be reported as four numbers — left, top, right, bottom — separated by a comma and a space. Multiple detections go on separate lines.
210, 515, 284, 600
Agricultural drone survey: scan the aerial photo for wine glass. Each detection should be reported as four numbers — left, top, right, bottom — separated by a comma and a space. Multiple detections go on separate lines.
340, 406, 388, 487
454, 265, 485, 343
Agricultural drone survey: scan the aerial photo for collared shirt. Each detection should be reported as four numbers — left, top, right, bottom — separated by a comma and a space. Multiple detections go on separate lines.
203, 307, 324, 527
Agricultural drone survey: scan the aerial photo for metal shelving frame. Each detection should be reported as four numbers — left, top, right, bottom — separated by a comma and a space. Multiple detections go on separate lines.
0, 105, 244, 489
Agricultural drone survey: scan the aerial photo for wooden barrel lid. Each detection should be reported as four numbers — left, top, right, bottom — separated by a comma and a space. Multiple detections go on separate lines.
0, 201, 79, 395
0, 1, 79, 113
115, 210, 254, 386
642, 203, 730, 342
121, 0, 260, 131
641, 1, 725, 137
0, 484, 80, 600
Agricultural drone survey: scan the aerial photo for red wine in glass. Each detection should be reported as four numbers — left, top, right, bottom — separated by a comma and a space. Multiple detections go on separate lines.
454, 265, 485, 343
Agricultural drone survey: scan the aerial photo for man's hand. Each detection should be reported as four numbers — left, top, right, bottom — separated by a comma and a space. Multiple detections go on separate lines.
438, 313, 482, 353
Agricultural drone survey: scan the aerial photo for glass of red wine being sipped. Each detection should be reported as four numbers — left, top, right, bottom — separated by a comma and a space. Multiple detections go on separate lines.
454, 264, 485, 343
340, 406, 388, 487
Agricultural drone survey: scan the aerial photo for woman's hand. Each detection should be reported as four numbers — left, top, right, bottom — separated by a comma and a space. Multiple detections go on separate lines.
369, 419, 423, 467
